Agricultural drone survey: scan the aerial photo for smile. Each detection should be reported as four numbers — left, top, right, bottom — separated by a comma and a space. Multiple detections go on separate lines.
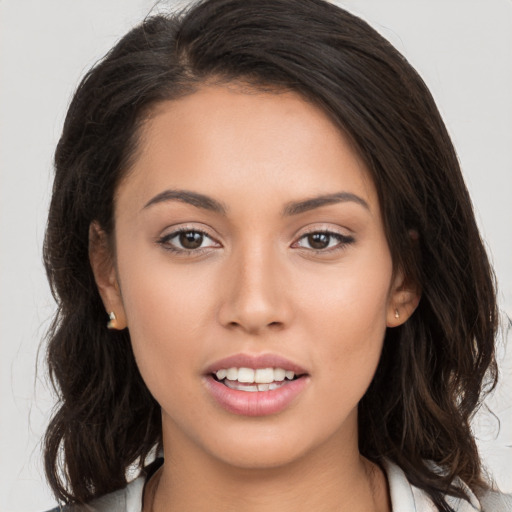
214, 367, 298, 392
204, 355, 309, 416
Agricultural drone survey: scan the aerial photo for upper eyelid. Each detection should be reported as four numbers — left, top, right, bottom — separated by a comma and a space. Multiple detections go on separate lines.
299, 228, 347, 236
159, 224, 218, 239
293, 224, 354, 239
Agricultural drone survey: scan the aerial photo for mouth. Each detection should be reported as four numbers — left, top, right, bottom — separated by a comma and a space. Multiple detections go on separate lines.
204, 354, 310, 416
211, 367, 305, 392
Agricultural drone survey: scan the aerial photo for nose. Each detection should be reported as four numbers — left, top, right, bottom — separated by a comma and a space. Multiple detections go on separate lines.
217, 242, 293, 334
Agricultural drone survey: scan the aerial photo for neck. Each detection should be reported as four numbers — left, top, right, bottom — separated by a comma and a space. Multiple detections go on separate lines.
147, 426, 390, 512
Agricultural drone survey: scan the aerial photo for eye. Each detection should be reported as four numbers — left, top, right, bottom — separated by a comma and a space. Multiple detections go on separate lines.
157, 229, 220, 253
294, 231, 354, 251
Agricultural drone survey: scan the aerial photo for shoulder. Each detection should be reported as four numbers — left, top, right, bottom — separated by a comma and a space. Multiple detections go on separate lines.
476, 488, 512, 511
42, 458, 163, 512
42, 475, 146, 512
383, 459, 512, 512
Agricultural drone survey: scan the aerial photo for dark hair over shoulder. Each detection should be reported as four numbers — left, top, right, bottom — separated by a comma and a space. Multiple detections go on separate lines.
43, 1, 498, 510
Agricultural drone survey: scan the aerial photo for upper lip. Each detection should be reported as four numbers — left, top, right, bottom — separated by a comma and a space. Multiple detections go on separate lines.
205, 353, 308, 375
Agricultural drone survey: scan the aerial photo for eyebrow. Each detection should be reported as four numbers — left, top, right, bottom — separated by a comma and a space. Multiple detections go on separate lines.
142, 189, 369, 216
283, 192, 369, 216
143, 189, 228, 214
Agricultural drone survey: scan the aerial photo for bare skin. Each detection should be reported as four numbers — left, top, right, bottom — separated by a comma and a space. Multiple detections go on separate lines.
143, 444, 391, 512
90, 85, 419, 512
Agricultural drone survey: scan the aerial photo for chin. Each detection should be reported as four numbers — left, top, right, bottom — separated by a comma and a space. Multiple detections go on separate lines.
211, 442, 309, 471
198, 420, 336, 472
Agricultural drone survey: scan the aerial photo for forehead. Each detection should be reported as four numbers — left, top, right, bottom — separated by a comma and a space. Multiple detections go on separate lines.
117, 85, 378, 216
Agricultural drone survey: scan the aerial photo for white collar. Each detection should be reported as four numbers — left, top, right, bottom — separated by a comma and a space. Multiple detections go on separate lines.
383, 459, 481, 512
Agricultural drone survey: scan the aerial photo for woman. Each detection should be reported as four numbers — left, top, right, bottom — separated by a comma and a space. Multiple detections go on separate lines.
42, 0, 511, 510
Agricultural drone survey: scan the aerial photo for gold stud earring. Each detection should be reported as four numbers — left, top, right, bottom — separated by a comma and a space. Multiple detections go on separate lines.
394, 309, 400, 319
107, 311, 117, 329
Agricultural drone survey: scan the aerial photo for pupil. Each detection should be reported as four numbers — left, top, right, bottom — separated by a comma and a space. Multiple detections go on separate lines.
308, 233, 330, 249
179, 231, 203, 249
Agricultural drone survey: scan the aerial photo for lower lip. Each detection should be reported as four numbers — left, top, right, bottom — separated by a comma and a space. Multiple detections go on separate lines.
204, 376, 309, 416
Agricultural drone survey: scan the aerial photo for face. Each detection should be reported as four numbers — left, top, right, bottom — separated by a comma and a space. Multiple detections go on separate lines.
92, 85, 417, 471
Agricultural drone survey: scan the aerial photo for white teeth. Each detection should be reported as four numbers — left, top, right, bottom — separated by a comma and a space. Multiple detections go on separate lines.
238, 367, 255, 383
274, 368, 286, 381
254, 368, 274, 383
226, 367, 238, 380
224, 380, 259, 392
216, 369, 227, 380
214, 367, 298, 384
223, 380, 287, 392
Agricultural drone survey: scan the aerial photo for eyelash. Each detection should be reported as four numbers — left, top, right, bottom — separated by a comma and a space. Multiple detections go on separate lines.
156, 228, 219, 255
156, 228, 354, 255
292, 230, 355, 253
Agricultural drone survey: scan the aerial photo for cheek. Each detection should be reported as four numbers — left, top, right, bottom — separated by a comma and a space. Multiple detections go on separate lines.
299, 250, 393, 393
300, 249, 392, 337
115, 245, 217, 386
119, 233, 218, 317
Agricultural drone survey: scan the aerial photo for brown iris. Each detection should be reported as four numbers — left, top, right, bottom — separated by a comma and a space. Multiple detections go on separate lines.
307, 233, 331, 249
179, 231, 204, 249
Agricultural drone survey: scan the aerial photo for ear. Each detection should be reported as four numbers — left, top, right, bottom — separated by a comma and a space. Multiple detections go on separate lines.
89, 221, 127, 330
386, 268, 421, 328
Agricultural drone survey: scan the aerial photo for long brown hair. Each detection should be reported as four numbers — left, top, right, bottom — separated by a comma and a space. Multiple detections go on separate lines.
43, 1, 498, 510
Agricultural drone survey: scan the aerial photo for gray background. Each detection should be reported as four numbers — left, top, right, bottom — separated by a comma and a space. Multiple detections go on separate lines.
1, 1, 511, 510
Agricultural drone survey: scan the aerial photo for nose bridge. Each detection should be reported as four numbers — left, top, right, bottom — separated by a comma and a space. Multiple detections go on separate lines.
218, 235, 290, 333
